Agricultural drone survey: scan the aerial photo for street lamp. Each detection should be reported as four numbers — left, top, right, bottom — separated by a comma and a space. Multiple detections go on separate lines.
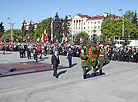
118, 8, 124, 37
51, 7, 61, 43
7, 17, 15, 43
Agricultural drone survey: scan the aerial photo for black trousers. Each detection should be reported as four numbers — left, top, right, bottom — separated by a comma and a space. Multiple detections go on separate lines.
53, 65, 58, 77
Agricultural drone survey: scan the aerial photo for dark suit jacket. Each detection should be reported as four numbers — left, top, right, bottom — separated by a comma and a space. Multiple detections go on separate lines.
51, 55, 60, 67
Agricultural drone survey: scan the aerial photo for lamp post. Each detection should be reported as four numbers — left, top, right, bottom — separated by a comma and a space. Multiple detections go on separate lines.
118, 9, 124, 37
51, 7, 60, 43
7, 17, 15, 43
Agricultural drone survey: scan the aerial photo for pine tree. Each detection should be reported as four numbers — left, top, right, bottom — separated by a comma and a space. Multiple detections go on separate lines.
21, 22, 26, 37
123, 25, 131, 47
62, 15, 71, 37
113, 14, 116, 19
0, 22, 5, 33
28, 20, 32, 34
132, 11, 137, 25
106, 14, 109, 18
54, 13, 62, 42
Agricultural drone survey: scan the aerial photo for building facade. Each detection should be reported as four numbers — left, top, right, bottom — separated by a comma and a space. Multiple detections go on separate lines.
21, 20, 40, 31
68, 12, 119, 37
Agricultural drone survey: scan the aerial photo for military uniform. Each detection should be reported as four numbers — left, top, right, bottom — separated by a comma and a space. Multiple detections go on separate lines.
80, 52, 92, 79
98, 47, 110, 75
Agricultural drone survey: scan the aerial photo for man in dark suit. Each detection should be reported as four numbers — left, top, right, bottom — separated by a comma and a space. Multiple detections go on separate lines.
51, 51, 60, 78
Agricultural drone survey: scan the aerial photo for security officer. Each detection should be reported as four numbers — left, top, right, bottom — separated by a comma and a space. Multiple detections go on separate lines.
27, 45, 31, 59
80, 48, 92, 79
97, 44, 110, 75
35, 46, 38, 62
67, 47, 72, 68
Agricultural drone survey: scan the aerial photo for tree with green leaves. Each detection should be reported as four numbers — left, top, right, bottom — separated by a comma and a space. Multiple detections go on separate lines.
62, 15, 71, 37
124, 10, 134, 22
28, 20, 34, 36
0, 22, 5, 37
34, 17, 51, 42
2, 29, 22, 42
122, 26, 131, 47
74, 31, 89, 45
101, 17, 138, 38
0, 22, 5, 33
53, 13, 62, 42
21, 22, 26, 37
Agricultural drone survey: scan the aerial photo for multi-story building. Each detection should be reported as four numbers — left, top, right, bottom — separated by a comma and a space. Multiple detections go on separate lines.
21, 20, 40, 30
68, 12, 119, 37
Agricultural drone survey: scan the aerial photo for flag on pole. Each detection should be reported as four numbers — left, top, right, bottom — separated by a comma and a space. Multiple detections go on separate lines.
27, 36, 30, 39
45, 33, 48, 41
30, 39, 31, 42
80, 38, 82, 43
105, 36, 107, 40
41, 33, 44, 43
39, 35, 41, 38
16, 39, 19, 42
23, 38, 26, 41
74, 35, 76, 42
44, 29, 46, 34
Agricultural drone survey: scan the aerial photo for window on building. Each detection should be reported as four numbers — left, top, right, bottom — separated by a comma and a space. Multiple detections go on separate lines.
84, 22, 85, 25
88, 22, 89, 25
98, 21, 100, 24
84, 27, 85, 29
94, 26, 96, 29
94, 21, 96, 24
91, 31, 92, 34
76, 31, 77, 33
91, 26, 92, 29
88, 31, 89, 34
88, 26, 89, 29
91, 22, 92, 25
98, 30, 100, 34
98, 26, 100, 29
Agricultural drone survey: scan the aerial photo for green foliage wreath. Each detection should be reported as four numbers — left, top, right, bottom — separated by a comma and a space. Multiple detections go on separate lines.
86, 43, 98, 66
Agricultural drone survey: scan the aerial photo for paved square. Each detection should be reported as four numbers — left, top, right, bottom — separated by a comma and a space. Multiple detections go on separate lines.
0, 51, 138, 102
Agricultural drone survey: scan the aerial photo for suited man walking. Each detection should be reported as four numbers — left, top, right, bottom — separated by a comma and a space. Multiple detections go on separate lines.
51, 51, 60, 78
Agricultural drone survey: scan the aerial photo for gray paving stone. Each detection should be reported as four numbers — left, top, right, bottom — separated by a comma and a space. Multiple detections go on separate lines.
0, 51, 138, 102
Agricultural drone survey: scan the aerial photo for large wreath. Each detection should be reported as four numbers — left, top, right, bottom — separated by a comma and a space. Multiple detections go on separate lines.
86, 43, 99, 66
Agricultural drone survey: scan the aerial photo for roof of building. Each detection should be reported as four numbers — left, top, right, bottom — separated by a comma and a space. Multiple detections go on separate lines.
71, 13, 120, 21
68, 19, 72, 21
77, 13, 90, 18
23, 20, 27, 24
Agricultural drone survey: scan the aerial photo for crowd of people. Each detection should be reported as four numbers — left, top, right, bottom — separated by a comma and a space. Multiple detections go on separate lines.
1, 42, 138, 63
1, 42, 138, 79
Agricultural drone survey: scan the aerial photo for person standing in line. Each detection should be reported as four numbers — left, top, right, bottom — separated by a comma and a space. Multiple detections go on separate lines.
35, 46, 38, 62
51, 51, 60, 78
27, 45, 31, 59
67, 47, 72, 68
19, 45, 22, 58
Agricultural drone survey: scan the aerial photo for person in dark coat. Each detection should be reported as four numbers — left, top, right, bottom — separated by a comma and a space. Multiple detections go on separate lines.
35, 47, 38, 62
51, 51, 60, 78
135, 48, 138, 63
67, 47, 72, 68
126, 47, 132, 62
19, 46, 22, 58
27, 45, 31, 59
